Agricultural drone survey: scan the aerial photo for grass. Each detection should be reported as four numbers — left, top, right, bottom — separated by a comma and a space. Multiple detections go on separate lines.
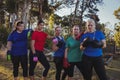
0, 49, 120, 80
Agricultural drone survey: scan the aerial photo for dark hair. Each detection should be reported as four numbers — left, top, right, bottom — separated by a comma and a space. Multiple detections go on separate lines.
37, 19, 44, 25
16, 21, 24, 26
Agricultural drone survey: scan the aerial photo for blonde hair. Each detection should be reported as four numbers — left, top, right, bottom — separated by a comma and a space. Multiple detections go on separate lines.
86, 19, 96, 31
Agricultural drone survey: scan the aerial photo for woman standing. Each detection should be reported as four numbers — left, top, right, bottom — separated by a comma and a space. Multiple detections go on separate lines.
7, 21, 31, 80
52, 26, 67, 80
64, 25, 84, 80
80, 19, 108, 80
29, 19, 52, 80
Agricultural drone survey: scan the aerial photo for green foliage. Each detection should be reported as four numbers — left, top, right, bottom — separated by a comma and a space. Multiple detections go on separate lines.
30, 9, 39, 16
114, 7, 120, 47
44, 28, 54, 49
115, 23, 120, 31
0, 25, 11, 45
0, 0, 5, 24
114, 24, 120, 47
5, 0, 16, 13
114, 7, 120, 20
64, 34, 71, 41
54, 14, 62, 25
64, 0, 103, 24
114, 31, 120, 47
42, 0, 50, 13
30, 0, 53, 17
49, 14, 54, 30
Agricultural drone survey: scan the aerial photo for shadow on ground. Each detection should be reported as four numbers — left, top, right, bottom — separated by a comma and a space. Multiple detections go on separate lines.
0, 49, 120, 80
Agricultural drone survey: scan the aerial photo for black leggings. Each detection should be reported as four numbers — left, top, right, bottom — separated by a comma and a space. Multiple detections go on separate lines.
82, 54, 108, 80
11, 54, 28, 77
29, 50, 50, 77
67, 62, 84, 77
53, 57, 67, 80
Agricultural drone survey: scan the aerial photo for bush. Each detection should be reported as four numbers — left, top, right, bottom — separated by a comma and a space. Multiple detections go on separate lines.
44, 29, 54, 49
0, 25, 11, 47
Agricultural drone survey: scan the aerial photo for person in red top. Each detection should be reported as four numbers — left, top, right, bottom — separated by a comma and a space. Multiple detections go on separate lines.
29, 19, 52, 80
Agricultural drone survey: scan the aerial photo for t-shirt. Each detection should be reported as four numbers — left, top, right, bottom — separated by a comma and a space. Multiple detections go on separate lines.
80, 30, 105, 57
7, 30, 29, 56
31, 31, 48, 51
66, 36, 83, 62
53, 36, 65, 57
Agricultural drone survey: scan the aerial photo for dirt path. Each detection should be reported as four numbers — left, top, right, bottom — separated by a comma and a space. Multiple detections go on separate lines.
0, 49, 120, 80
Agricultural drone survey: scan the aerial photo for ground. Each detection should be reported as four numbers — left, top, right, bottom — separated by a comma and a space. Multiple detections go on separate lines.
0, 48, 120, 80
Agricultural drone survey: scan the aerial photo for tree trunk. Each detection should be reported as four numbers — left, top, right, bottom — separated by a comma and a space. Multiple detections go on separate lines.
38, 0, 43, 19
22, 0, 31, 28
72, 0, 79, 25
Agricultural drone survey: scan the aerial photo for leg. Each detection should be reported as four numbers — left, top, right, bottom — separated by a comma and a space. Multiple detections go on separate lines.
20, 55, 28, 79
14, 77, 18, 80
53, 57, 63, 80
61, 68, 68, 80
82, 55, 93, 80
93, 56, 108, 80
38, 51, 50, 80
29, 76, 35, 80
67, 62, 75, 80
24, 77, 28, 80
29, 51, 37, 80
75, 62, 85, 78
11, 55, 20, 78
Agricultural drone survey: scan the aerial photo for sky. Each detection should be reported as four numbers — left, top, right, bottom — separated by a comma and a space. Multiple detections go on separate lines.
97, 0, 120, 27
55, 0, 120, 30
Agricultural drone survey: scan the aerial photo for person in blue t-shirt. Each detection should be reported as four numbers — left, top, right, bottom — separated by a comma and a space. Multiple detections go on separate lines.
80, 19, 108, 80
52, 26, 67, 80
6, 21, 31, 80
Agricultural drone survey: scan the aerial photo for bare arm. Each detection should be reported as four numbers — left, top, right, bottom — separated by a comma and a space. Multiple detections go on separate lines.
101, 39, 106, 48
80, 38, 87, 50
47, 35, 54, 39
31, 40, 36, 54
64, 48, 69, 58
6, 41, 12, 51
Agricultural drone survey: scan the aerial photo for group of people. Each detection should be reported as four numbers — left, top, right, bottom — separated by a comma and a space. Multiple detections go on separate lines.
6, 18, 108, 80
